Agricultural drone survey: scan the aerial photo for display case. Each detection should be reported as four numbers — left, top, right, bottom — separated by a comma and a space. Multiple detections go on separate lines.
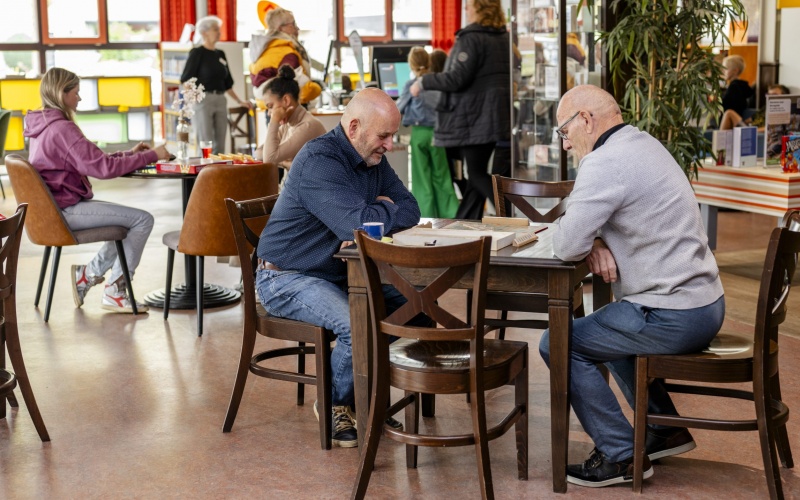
511, 0, 606, 181
160, 41, 247, 155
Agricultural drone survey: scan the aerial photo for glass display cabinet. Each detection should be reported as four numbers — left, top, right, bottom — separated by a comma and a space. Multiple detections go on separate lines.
510, 0, 606, 181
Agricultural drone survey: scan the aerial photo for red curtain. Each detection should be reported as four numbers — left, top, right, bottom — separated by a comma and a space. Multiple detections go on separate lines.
431, 0, 461, 52
160, 0, 196, 42
207, 0, 237, 41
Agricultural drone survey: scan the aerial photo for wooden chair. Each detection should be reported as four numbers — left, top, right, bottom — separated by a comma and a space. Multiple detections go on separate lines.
0, 204, 49, 441
0, 109, 10, 199
470, 174, 583, 340
5, 154, 139, 321
162, 163, 278, 336
351, 231, 528, 500
632, 209, 798, 499
227, 106, 256, 154
221, 195, 334, 449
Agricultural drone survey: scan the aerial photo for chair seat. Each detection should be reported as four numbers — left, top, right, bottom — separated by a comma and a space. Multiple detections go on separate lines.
0, 369, 17, 396
162, 230, 180, 251
73, 225, 128, 245
643, 334, 778, 384
389, 338, 528, 393
256, 304, 335, 344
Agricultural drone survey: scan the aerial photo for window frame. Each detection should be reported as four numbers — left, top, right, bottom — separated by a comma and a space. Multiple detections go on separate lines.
336, 0, 393, 42
39, 0, 109, 45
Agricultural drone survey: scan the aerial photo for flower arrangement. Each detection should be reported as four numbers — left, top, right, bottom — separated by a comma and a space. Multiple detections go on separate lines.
172, 77, 206, 121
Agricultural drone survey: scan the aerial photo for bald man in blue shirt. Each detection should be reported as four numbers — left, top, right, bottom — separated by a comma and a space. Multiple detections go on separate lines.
256, 88, 421, 448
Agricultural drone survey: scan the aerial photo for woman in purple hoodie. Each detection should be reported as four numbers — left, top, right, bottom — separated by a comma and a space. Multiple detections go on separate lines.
24, 67, 171, 314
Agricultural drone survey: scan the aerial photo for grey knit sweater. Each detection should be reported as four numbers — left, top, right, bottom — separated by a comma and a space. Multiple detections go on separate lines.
554, 125, 724, 310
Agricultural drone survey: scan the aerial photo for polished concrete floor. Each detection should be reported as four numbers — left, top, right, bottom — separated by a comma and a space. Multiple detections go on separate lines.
0, 178, 798, 499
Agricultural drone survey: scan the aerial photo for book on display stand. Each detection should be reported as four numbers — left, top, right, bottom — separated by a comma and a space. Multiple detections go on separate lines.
764, 94, 800, 167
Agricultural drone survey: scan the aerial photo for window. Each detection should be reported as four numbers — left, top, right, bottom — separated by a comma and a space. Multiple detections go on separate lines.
40, 0, 108, 44
393, 0, 432, 40
107, 0, 160, 42
341, 0, 390, 39
0, 0, 39, 43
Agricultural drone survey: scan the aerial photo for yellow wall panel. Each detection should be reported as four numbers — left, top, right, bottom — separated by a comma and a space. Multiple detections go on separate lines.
0, 79, 42, 112
97, 77, 151, 108
5, 116, 25, 151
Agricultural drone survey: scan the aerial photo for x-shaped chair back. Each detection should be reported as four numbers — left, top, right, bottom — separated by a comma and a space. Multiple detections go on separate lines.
354, 231, 491, 348
492, 174, 574, 222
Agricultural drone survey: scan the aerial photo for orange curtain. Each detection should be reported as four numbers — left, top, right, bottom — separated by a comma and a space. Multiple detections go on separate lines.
160, 0, 196, 42
431, 0, 461, 52
207, 0, 237, 41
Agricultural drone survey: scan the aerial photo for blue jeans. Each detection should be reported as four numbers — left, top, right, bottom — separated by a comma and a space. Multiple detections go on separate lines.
256, 269, 411, 407
539, 296, 725, 462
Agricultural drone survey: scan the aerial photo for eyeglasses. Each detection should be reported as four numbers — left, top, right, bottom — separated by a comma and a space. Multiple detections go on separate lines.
281, 21, 298, 29
555, 111, 581, 141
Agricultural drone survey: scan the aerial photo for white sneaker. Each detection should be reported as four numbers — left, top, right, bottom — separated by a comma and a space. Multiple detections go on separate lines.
101, 281, 149, 314
71, 265, 104, 308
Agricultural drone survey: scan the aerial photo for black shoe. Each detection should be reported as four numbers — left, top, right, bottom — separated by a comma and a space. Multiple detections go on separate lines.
646, 427, 696, 460
384, 415, 403, 430
330, 405, 358, 448
567, 448, 653, 488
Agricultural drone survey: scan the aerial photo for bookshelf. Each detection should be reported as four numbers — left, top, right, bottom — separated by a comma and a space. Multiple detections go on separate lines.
160, 41, 246, 155
511, 0, 606, 182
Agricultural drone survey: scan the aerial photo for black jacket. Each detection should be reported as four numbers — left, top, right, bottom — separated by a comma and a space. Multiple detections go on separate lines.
421, 23, 510, 148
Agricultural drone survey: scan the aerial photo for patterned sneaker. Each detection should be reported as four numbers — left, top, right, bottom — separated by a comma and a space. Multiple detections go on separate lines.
101, 281, 149, 314
331, 405, 358, 448
71, 265, 104, 307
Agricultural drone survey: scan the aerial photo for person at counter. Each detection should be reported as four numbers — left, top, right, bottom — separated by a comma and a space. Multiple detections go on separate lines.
538, 85, 725, 488
254, 64, 326, 174
180, 15, 251, 155
410, 0, 510, 220
24, 67, 171, 313
255, 89, 420, 448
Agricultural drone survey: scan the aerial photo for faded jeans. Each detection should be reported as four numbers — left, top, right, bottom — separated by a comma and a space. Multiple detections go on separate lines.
62, 200, 154, 285
539, 296, 725, 462
256, 268, 413, 407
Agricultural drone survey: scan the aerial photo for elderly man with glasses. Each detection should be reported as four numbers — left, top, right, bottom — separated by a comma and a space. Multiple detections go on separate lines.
539, 85, 725, 488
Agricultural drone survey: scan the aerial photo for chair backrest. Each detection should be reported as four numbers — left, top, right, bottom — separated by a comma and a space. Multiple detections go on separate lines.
0, 109, 10, 158
354, 231, 492, 365
227, 106, 256, 154
754, 209, 800, 369
225, 195, 279, 326
0, 204, 28, 325
492, 174, 574, 222
4, 154, 77, 247
179, 163, 278, 256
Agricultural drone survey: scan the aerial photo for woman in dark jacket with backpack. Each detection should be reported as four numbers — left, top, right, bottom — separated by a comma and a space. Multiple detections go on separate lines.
410, 0, 510, 220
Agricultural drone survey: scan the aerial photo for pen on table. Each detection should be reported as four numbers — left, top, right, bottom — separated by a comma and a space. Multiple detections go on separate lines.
534, 226, 548, 234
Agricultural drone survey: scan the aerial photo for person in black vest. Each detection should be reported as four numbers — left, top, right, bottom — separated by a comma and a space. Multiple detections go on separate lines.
410, 0, 510, 220
181, 16, 251, 155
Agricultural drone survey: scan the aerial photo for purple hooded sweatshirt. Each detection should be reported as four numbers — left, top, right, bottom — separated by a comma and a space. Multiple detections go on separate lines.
23, 108, 158, 209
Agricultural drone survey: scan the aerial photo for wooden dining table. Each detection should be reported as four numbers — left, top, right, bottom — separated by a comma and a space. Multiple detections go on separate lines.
337, 219, 612, 493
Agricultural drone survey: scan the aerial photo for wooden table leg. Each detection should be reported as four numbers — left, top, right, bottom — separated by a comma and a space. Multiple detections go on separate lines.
548, 270, 574, 493
349, 286, 370, 449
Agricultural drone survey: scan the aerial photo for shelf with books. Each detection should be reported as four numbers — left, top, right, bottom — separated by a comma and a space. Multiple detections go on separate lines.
510, 0, 607, 181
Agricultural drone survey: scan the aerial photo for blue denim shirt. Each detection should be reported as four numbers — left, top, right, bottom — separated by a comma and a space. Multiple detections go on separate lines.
396, 77, 440, 128
257, 124, 421, 285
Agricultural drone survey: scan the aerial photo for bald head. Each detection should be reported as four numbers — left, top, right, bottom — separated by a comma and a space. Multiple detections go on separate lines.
556, 85, 624, 161
341, 88, 400, 129
341, 88, 401, 166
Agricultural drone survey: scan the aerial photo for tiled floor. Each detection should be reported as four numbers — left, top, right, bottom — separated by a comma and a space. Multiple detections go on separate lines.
0, 178, 798, 499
